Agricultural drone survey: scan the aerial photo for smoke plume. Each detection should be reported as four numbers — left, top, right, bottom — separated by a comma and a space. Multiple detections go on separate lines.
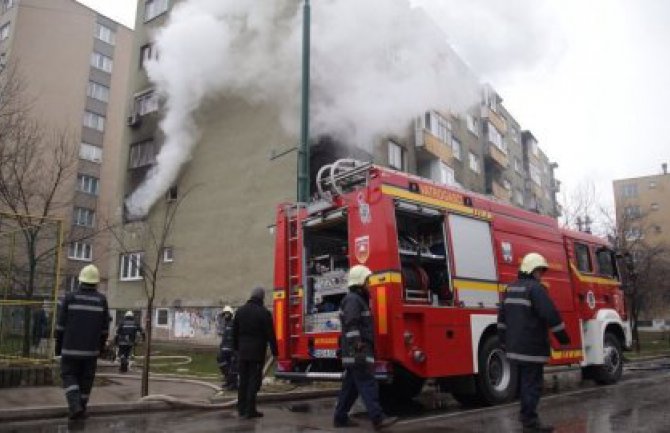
125, 0, 491, 216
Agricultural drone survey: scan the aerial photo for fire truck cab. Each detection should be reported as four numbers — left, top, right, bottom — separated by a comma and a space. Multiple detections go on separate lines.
272, 159, 632, 405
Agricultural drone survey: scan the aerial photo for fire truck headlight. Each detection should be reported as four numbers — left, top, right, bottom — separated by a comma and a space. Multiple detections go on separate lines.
404, 331, 414, 346
412, 350, 426, 363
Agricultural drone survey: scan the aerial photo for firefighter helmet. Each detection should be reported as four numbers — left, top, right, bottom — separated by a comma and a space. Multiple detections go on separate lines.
520, 253, 549, 274
125, 310, 134, 318
223, 305, 234, 315
78, 264, 100, 284
348, 265, 372, 287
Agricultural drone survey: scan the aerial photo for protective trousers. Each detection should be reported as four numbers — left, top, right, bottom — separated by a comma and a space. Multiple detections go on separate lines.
237, 360, 263, 416
118, 345, 133, 372
518, 361, 545, 426
61, 357, 98, 415
334, 365, 384, 424
218, 350, 238, 389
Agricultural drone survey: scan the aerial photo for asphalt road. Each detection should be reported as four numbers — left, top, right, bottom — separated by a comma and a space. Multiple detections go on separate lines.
2, 359, 670, 433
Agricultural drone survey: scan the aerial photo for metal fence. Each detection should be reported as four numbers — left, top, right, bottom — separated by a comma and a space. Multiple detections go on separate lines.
0, 212, 63, 364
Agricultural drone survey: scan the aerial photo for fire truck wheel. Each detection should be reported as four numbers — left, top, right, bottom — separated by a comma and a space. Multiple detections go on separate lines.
475, 334, 518, 405
592, 332, 623, 385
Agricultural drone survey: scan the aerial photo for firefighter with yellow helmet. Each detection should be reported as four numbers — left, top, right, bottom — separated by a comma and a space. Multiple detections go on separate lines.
497, 253, 570, 433
55, 264, 109, 420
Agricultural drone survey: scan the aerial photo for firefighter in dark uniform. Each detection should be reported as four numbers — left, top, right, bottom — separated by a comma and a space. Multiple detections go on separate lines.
55, 264, 109, 420
497, 253, 571, 433
333, 265, 397, 430
115, 310, 145, 373
217, 305, 238, 390
232, 287, 278, 419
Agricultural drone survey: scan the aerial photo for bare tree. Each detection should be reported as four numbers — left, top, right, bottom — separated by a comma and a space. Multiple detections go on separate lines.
559, 180, 599, 232
109, 189, 193, 397
0, 62, 78, 356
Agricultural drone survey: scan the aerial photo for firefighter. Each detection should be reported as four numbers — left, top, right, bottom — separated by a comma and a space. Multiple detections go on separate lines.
497, 253, 571, 433
333, 265, 398, 430
115, 310, 145, 373
232, 287, 278, 419
55, 264, 109, 420
217, 306, 238, 390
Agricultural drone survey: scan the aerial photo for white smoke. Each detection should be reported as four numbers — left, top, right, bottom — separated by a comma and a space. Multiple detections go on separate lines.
125, 0, 501, 216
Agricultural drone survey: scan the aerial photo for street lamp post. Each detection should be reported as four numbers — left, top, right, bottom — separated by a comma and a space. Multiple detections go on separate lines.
297, 0, 311, 203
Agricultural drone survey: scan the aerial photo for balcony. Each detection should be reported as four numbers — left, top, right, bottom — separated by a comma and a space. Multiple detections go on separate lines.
481, 106, 507, 135
416, 130, 452, 163
486, 142, 508, 168
491, 180, 511, 202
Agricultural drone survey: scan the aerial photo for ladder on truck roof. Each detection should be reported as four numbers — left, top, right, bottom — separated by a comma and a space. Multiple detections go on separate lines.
316, 159, 373, 199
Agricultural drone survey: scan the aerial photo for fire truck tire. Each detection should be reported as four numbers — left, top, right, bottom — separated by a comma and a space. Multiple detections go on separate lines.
473, 334, 517, 406
591, 332, 623, 385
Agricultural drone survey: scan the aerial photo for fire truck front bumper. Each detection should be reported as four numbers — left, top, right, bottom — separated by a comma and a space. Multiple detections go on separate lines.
274, 359, 392, 381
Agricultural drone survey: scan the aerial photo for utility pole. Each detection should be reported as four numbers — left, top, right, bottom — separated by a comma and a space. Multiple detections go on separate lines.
297, 0, 311, 203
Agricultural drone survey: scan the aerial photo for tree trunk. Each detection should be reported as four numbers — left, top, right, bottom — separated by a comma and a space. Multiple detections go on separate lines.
141, 298, 153, 397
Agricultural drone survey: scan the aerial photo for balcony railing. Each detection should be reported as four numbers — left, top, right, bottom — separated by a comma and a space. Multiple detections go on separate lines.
486, 143, 508, 168
416, 130, 452, 162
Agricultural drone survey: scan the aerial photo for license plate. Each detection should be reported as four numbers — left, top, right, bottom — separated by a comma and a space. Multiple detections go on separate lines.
312, 349, 337, 358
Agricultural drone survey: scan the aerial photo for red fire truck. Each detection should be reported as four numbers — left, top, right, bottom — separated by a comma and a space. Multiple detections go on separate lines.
272, 159, 632, 405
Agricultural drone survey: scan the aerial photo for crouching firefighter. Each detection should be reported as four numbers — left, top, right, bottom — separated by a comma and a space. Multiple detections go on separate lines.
55, 264, 109, 420
498, 253, 571, 433
333, 265, 397, 430
217, 306, 238, 390
115, 311, 145, 373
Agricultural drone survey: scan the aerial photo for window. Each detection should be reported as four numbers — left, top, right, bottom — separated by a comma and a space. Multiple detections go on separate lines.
162, 246, 174, 263
2, 0, 14, 13
574, 243, 592, 273
79, 143, 102, 163
514, 189, 524, 206
120, 252, 144, 281
90, 52, 113, 73
451, 137, 461, 160
468, 152, 480, 173
514, 157, 523, 174
596, 248, 617, 278
0, 22, 9, 41
509, 126, 518, 142
423, 111, 450, 143
529, 138, 539, 157
129, 140, 157, 169
68, 242, 92, 261
64, 275, 78, 292
135, 91, 159, 115
624, 205, 641, 219
83, 111, 105, 131
139, 43, 157, 68
466, 114, 478, 136
77, 174, 99, 195
87, 81, 110, 103
487, 123, 506, 153
529, 163, 541, 185
95, 23, 115, 45
155, 308, 169, 327
73, 207, 95, 227
438, 161, 455, 186
649, 181, 657, 189
621, 183, 638, 198
166, 185, 178, 201
624, 227, 643, 241
651, 203, 659, 211
145, 0, 169, 21
388, 141, 403, 170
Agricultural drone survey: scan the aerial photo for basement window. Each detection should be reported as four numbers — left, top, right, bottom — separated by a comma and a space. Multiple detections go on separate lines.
162, 246, 174, 263
166, 185, 178, 202
155, 308, 169, 327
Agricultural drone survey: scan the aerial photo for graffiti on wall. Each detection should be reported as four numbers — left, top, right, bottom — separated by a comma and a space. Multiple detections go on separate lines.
173, 308, 220, 339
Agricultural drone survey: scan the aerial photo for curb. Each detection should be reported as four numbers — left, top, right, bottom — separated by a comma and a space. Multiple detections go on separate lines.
0, 388, 340, 422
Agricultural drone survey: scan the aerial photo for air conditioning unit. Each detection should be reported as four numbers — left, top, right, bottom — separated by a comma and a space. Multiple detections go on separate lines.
126, 112, 141, 127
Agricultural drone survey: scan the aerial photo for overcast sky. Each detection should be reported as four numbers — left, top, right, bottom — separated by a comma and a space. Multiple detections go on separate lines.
77, 0, 669, 208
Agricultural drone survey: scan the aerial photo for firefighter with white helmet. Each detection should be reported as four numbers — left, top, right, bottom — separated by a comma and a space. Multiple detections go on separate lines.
217, 305, 238, 390
497, 253, 571, 433
115, 310, 145, 373
333, 265, 397, 430
55, 264, 109, 419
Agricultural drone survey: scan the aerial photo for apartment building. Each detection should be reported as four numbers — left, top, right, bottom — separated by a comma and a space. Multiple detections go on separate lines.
109, 0, 561, 342
613, 164, 670, 251
0, 0, 133, 294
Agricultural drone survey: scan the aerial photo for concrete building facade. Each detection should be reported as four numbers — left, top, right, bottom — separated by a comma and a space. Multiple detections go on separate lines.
109, 0, 561, 342
0, 0, 133, 295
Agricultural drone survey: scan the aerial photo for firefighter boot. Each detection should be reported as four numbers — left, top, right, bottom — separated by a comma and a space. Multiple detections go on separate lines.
523, 421, 554, 433
66, 391, 84, 420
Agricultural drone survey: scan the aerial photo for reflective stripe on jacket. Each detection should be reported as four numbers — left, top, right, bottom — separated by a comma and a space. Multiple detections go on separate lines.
339, 288, 375, 366
56, 286, 109, 358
